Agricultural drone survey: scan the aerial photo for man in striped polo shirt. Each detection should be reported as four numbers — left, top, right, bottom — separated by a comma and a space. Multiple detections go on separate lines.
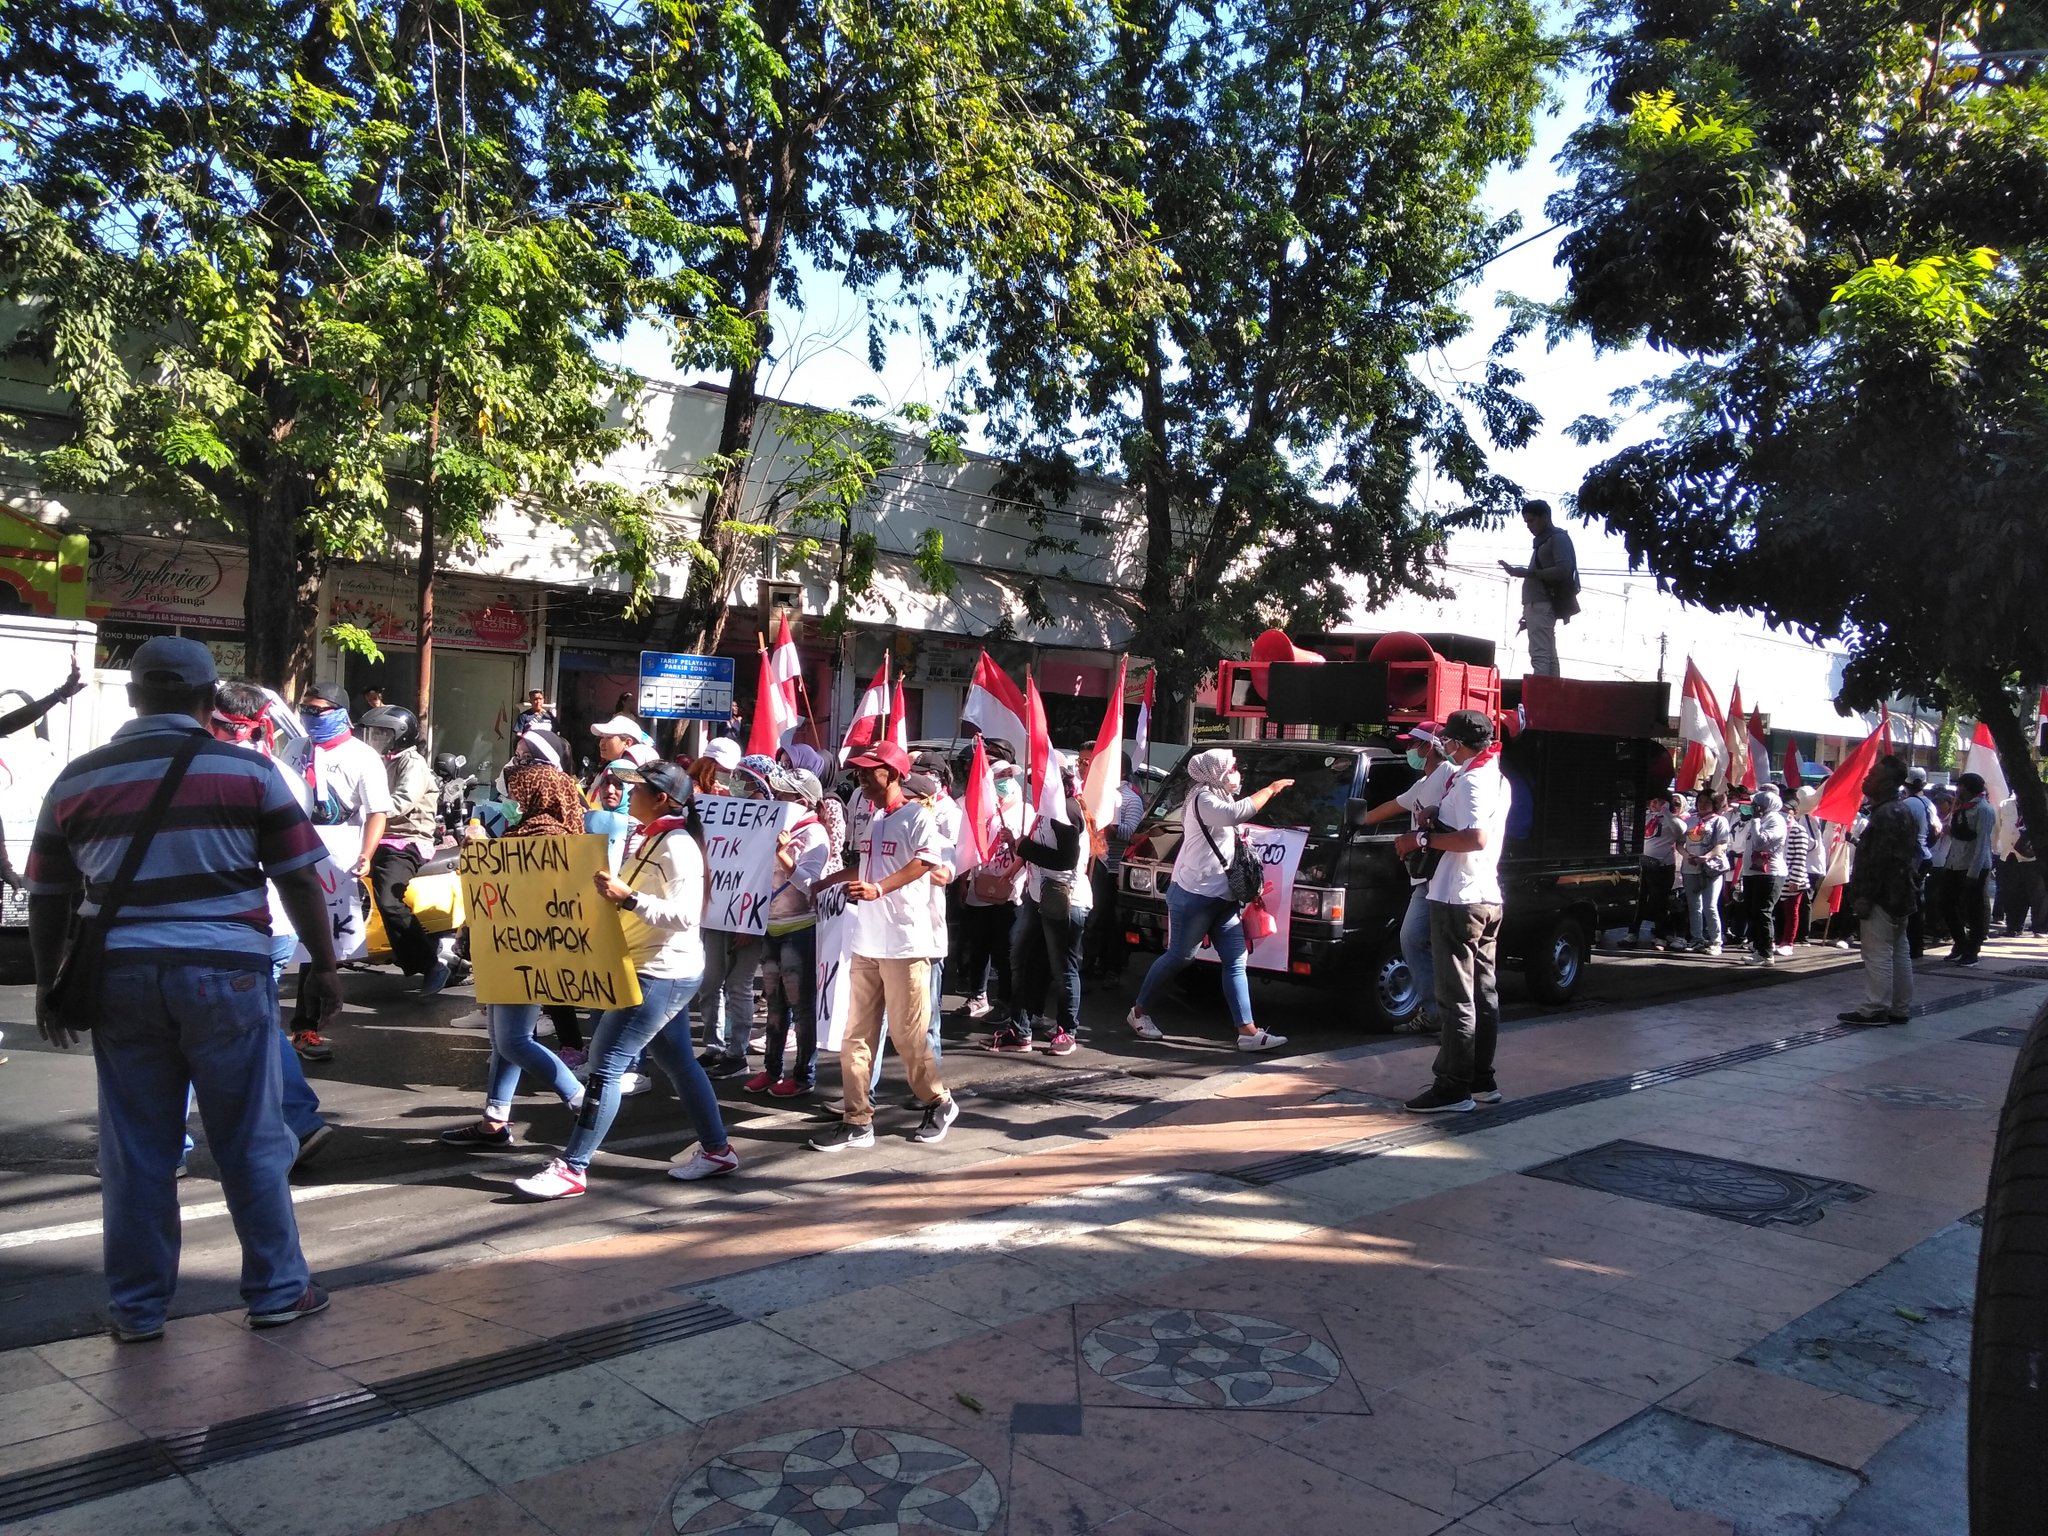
27, 638, 344, 1340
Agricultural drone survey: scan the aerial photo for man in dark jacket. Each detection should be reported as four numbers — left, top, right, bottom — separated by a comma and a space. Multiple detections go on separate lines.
1499, 500, 1578, 677
1841, 755, 1918, 1025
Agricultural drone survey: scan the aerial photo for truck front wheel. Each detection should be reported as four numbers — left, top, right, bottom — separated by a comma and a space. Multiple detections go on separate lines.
1524, 914, 1588, 1005
1348, 940, 1424, 1032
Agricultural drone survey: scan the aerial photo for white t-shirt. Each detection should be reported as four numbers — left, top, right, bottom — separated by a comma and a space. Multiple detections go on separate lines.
292, 734, 393, 868
1171, 788, 1258, 900
1396, 762, 1454, 888
924, 793, 960, 956
851, 795, 944, 959
1426, 756, 1511, 906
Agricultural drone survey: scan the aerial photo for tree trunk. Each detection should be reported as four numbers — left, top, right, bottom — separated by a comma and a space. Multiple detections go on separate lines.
676, 274, 773, 654
1132, 327, 1198, 725
244, 473, 322, 691
1974, 683, 2048, 868
417, 397, 438, 739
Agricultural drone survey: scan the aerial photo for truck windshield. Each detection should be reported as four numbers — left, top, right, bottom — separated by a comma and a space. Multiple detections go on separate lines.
1148, 748, 1364, 839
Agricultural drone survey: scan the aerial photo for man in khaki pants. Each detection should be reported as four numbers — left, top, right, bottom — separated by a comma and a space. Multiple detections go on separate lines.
809, 741, 960, 1152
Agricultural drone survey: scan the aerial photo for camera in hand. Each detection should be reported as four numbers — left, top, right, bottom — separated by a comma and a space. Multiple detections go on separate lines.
1405, 809, 1449, 882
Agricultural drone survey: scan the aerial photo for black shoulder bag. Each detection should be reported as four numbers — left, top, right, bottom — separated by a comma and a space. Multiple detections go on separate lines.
1193, 798, 1264, 906
43, 733, 206, 1028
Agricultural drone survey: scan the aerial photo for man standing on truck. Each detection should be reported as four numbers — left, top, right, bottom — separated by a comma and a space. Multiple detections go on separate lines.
1498, 499, 1578, 677
1361, 721, 1454, 1032
1395, 709, 1510, 1113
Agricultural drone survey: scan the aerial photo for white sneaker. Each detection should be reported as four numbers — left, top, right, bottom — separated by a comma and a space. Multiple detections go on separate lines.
619, 1071, 652, 1097
1706, 945, 1723, 956
1739, 953, 1765, 967
1236, 1028, 1287, 1053
668, 1146, 740, 1182
1127, 1007, 1164, 1040
513, 1159, 587, 1200
1773, 945, 1796, 957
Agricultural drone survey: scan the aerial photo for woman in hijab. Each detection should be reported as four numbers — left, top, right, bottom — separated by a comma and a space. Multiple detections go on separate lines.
1126, 748, 1293, 1052
439, 728, 588, 1146
781, 742, 846, 863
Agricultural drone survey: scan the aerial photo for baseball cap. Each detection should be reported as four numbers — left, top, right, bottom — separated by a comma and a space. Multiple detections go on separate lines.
130, 636, 218, 689
613, 758, 693, 805
1397, 719, 1446, 749
589, 714, 650, 741
701, 737, 741, 772
303, 677, 349, 711
1441, 709, 1494, 749
847, 741, 913, 776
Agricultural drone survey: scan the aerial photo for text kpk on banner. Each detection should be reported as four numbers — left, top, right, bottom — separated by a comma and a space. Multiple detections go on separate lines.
459, 833, 642, 1008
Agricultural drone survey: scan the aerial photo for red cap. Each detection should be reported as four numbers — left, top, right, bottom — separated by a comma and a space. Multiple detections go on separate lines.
1397, 720, 1446, 746
847, 741, 913, 776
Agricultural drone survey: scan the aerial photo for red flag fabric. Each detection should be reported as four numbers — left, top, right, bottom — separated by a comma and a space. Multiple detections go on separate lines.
1784, 743, 1806, 790
959, 736, 1001, 870
1080, 656, 1128, 831
1747, 707, 1770, 789
838, 657, 890, 762
888, 678, 909, 754
1814, 708, 1890, 826
1677, 659, 1725, 790
1964, 722, 2011, 805
1722, 680, 1749, 791
963, 652, 1029, 749
1024, 672, 1067, 827
745, 649, 798, 758
769, 611, 808, 733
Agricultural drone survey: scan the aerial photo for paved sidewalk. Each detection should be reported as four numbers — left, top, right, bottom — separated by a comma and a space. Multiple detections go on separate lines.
0, 948, 2034, 1535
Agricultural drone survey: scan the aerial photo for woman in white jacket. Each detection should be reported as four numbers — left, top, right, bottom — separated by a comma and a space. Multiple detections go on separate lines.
514, 760, 739, 1199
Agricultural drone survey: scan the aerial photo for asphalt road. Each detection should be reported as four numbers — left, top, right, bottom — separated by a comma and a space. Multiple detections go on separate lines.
0, 939, 1860, 1349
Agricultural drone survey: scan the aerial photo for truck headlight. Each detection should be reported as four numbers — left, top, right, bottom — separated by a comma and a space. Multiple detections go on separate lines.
1292, 887, 1344, 923
1127, 866, 1156, 894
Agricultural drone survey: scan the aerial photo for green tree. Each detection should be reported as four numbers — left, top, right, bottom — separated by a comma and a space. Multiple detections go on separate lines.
1549, 0, 2048, 839
641, 0, 1165, 654
948, 0, 1558, 718
0, 0, 726, 691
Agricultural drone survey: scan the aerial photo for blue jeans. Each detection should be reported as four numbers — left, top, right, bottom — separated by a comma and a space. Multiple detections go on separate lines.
869, 953, 945, 1093
563, 973, 725, 1172
1400, 884, 1435, 1020
1011, 891, 1084, 1036
1684, 868, 1724, 946
485, 1003, 582, 1121
698, 934, 763, 1062
96, 961, 309, 1330
182, 935, 323, 1160
760, 927, 818, 1086
1134, 883, 1254, 1028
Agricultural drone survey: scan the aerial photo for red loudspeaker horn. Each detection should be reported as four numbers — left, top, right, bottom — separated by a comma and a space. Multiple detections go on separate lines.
1249, 629, 1325, 690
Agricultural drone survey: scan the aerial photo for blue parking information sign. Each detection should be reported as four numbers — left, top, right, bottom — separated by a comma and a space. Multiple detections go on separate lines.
638, 652, 735, 721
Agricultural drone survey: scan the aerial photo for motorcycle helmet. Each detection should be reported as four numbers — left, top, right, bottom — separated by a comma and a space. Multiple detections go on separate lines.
433, 751, 467, 779
359, 704, 420, 756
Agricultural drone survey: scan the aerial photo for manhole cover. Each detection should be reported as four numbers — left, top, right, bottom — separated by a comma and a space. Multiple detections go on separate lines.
1962, 1026, 2029, 1046
1082, 1309, 1343, 1407
671, 1427, 1001, 1535
1524, 1141, 1870, 1228
1836, 1084, 1988, 1110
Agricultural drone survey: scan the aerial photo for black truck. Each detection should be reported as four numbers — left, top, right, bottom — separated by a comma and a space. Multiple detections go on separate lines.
1116, 661, 1665, 1029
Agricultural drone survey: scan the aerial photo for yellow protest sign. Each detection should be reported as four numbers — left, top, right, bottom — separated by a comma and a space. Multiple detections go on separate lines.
458, 833, 642, 1009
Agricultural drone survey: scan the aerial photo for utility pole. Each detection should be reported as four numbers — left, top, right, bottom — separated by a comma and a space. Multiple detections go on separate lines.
1657, 631, 1668, 686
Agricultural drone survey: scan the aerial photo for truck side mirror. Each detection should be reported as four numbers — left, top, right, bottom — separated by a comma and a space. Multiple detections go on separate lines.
1346, 796, 1371, 830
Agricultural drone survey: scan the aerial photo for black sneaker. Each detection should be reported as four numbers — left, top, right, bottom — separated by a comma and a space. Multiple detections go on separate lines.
809, 1122, 876, 1154
1047, 1029, 1078, 1056
439, 1120, 513, 1147
1404, 1084, 1474, 1114
1886, 1011, 1913, 1023
248, 1282, 330, 1329
709, 1056, 751, 1079
911, 1097, 961, 1144
985, 1024, 1032, 1053
1837, 1009, 1897, 1026
292, 1123, 335, 1171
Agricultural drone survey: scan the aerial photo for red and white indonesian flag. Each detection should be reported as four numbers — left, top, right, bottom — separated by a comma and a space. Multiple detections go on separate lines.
1964, 722, 2011, 805
1080, 656, 1128, 832
963, 651, 1029, 750
1747, 707, 1771, 789
1133, 668, 1154, 769
1784, 742, 1807, 790
838, 657, 891, 762
1722, 680, 1751, 792
1814, 707, 1890, 827
888, 677, 909, 755
1025, 672, 1068, 827
746, 647, 801, 758
770, 611, 803, 692
959, 736, 1002, 870
1677, 659, 1725, 791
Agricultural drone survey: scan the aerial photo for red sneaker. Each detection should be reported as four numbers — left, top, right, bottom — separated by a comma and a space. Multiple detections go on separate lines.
742, 1072, 773, 1093
769, 1078, 810, 1098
